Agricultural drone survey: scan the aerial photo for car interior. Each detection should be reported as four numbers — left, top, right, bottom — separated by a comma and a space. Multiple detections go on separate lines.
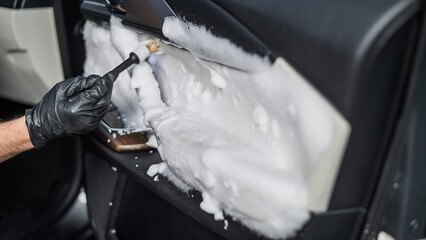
0, 0, 425, 239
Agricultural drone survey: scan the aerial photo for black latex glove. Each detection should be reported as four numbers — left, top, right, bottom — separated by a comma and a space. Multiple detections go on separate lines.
25, 73, 117, 148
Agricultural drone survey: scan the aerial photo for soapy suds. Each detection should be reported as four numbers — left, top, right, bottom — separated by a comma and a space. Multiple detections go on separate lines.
83, 20, 148, 130
162, 17, 269, 72
146, 134, 158, 148
83, 17, 350, 239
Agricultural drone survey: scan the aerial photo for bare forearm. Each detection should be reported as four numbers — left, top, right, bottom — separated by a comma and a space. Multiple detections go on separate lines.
0, 116, 34, 162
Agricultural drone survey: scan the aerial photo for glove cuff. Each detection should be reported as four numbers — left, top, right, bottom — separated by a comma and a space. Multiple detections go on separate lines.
25, 108, 48, 149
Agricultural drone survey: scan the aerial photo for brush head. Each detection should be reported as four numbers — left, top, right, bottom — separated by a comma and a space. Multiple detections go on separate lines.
146, 41, 160, 54
125, 40, 160, 63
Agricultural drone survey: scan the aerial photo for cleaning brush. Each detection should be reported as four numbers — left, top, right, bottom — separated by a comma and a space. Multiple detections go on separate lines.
103, 40, 160, 81
99, 40, 160, 135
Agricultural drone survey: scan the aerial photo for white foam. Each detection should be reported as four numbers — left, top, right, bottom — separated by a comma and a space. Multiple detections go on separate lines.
83, 17, 350, 239
83, 19, 148, 130
162, 16, 269, 72
135, 41, 312, 239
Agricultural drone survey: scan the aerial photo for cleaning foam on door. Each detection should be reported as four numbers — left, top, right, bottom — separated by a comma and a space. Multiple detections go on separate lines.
83, 16, 351, 239
83, 20, 148, 130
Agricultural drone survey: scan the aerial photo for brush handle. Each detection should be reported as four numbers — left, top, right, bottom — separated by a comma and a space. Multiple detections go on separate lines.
103, 52, 140, 82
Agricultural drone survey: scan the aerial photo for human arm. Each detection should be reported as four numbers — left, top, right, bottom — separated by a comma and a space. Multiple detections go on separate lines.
0, 116, 34, 162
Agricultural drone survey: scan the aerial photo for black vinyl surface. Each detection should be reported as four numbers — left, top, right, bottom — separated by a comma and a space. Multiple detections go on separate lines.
84, 153, 119, 240
361, 25, 426, 240
80, 0, 423, 212
78, 1, 426, 239
115, 178, 225, 240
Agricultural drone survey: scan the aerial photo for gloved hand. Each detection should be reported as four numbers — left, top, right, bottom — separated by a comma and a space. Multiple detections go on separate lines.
25, 73, 117, 148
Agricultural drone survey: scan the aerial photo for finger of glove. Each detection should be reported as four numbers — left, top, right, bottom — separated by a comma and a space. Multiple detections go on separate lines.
79, 78, 112, 104
65, 115, 100, 135
77, 98, 110, 115
65, 75, 101, 98
60, 102, 108, 135
69, 85, 111, 114
75, 108, 109, 133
